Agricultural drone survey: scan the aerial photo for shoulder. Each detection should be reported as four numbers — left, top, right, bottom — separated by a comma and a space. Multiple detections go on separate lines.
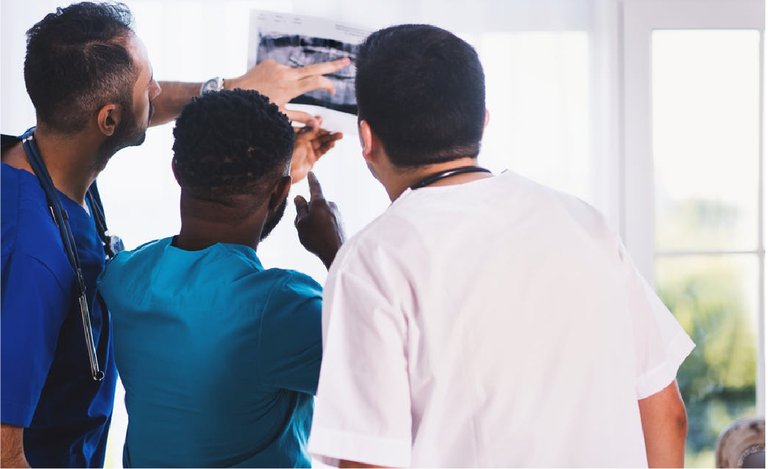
502, 171, 621, 255
2, 164, 49, 244
257, 269, 323, 335
329, 202, 435, 292
264, 268, 323, 303
2, 163, 59, 240
108, 238, 168, 265
2, 164, 72, 289
338, 203, 419, 262
100, 238, 169, 283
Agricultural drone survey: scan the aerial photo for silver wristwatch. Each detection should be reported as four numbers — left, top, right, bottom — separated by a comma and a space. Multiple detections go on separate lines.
200, 76, 224, 95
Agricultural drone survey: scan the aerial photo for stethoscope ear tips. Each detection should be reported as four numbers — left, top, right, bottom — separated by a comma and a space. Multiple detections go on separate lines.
92, 371, 105, 382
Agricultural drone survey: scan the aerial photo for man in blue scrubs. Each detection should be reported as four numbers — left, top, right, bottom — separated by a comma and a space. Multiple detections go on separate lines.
98, 89, 344, 467
1, 3, 346, 467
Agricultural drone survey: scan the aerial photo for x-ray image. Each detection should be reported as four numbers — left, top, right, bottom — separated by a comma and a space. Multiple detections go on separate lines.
257, 34, 359, 114
249, 12, 370, 116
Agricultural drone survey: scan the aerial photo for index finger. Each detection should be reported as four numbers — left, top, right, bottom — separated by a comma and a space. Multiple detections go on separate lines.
307, 172, 325, 200
297, 57, 351, 78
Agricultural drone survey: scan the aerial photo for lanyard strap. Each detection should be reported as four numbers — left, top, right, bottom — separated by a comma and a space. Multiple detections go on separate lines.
20, 127, 105, 382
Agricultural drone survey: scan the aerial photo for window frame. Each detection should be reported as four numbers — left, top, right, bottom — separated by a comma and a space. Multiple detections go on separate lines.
619, 0, 765, 416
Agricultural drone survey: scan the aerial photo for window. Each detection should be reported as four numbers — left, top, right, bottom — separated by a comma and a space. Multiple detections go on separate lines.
652, 29, 761, 466
622, 2, 764, 466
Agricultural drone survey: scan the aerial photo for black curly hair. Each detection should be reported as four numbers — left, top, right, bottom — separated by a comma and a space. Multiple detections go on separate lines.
25, 2, 137, 133
172, 89, 295, 203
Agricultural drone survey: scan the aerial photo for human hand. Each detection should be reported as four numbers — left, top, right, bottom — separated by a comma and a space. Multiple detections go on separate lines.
225, 58, 351, 127
291, 118, 343, 184
294, 172, 345, 270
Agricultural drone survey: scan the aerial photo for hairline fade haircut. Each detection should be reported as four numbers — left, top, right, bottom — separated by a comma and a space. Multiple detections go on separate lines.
355, 24, 486, 168
24, 2, 137, 133
172, 89, 295, 205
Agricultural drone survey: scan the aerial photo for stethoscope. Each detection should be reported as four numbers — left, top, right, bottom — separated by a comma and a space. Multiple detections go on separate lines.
410, 165, 492, 190
20, 127, 123, 382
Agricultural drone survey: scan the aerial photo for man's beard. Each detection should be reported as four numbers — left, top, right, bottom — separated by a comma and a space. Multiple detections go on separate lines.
96, 102, 151, 168
260, 198, 287, 241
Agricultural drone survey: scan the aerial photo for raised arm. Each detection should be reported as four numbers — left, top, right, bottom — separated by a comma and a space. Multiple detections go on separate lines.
638, 380, 688, 468
151, 58, 351, 127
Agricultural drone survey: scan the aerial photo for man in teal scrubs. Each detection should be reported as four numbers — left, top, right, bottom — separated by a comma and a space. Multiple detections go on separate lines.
98, 89, 344, 467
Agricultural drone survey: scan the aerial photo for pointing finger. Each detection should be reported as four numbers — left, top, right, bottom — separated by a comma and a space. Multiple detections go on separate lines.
296, 57, 351, 78
307, 172, 325, 200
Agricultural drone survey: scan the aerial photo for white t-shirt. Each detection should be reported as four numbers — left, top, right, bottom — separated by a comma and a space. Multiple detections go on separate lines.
309, 171, 694, 467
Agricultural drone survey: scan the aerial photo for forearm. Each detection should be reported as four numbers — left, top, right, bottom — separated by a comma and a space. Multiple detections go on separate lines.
339, 460, 387, 468
151, 81, 202, 126
639, 381, 688, 467
1, 424, 29, 468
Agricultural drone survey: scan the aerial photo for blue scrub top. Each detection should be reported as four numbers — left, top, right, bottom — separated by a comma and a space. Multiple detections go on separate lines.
1, 151, 117, 467
98, 237, 322, 468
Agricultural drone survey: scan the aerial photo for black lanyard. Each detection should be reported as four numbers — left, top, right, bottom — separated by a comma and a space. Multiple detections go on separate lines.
410, 166, 492, 190
19, 127, 121, 382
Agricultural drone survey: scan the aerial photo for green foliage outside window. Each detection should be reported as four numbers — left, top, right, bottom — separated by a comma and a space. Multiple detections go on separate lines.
656, 200, 758, 468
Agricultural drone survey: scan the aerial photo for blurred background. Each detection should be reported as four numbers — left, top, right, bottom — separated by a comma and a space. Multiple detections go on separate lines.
1, 0, 764, 466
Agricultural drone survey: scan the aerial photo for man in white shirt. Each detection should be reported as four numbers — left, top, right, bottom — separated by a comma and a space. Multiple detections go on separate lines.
301, 24, 694, 467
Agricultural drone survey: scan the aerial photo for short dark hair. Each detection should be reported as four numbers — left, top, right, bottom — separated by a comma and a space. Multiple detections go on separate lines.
24, 2, 137, 133
172, 89, 295, 203
355, 24, 486, 167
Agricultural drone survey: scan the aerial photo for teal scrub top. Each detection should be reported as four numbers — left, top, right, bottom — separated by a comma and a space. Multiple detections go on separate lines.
98, 237, 322, 467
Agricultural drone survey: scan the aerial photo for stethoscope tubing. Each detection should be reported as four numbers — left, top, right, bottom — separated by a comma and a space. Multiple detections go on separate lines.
20, 128, 105, 382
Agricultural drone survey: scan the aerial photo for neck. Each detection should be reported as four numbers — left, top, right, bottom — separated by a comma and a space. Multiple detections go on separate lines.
175, 194, 265, 252
385, 157, 490, 201
33, 125, 106, 206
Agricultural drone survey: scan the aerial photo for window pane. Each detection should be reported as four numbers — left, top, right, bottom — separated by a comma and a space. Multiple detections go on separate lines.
475, 32, 593, 203
652, 30, 760, 252
656, 255, 758, 467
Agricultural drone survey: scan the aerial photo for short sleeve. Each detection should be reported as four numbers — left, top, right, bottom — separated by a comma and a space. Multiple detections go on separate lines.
1, 253, 71, 426
619, 241, 695, 399
309, 250, 412, 468
257, 272, 323, 395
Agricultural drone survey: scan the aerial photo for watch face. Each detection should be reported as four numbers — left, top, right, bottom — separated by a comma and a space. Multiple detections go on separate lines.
201, 77, 223, 95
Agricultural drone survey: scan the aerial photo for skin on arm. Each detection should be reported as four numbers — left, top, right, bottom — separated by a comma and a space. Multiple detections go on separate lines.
1, 424, 29, 468
150, 58, 351, 127
339, 461, 388, 468
638, 380, 688, 468
148, 81, 199, 126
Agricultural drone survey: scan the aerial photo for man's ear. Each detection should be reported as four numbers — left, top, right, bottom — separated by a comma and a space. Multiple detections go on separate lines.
484, 109, 490, 129
268, 175, 292, 211
359, 119, 375, 162
97, 104, 121, 137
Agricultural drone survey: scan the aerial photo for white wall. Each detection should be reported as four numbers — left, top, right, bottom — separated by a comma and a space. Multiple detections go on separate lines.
1, 0, 616, 284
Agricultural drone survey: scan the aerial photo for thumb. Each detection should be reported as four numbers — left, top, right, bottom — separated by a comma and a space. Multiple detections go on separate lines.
285, 109, 319, 129
294, 195, 309, 224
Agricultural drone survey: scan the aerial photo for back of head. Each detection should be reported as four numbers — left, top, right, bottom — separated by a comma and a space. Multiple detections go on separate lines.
172, 89, 295, 205
25, 2, 137, 133
355, 24, 486, 167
